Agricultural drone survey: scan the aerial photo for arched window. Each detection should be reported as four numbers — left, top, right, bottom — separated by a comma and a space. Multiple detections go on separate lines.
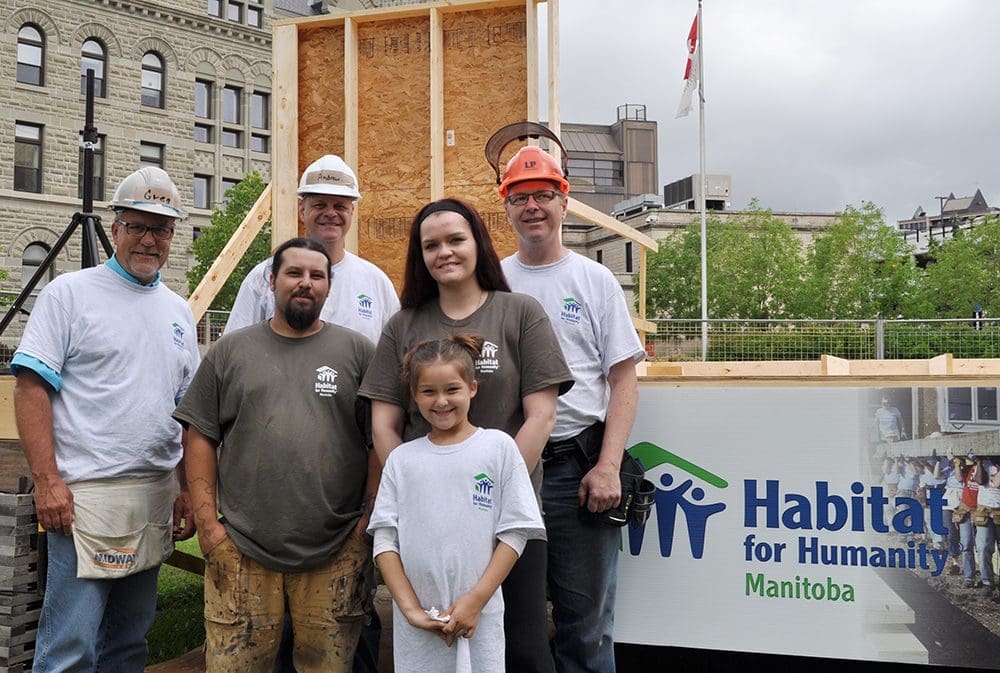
17, 25, 44, 86
141, 52, 165, 108
81, 39, 106, 97
21, 242, 53, 293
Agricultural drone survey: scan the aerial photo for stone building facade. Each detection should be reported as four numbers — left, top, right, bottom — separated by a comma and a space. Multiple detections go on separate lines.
0, 0, 276, 346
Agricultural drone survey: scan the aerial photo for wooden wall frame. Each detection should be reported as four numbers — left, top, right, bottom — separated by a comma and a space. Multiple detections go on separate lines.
187, 0, 658, 336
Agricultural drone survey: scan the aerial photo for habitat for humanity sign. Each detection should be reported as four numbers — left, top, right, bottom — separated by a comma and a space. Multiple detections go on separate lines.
615, 385, 964, 667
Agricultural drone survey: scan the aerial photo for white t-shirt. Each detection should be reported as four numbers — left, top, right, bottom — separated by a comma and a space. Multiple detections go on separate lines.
14, 264, 200, 483
368, 427, 544, 673
226, 250, 399, 344
980, 463, 1000, 509
502, 251, 645, 440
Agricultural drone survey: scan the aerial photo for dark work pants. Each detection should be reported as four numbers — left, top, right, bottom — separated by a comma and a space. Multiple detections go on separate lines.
502, 538, 556, 673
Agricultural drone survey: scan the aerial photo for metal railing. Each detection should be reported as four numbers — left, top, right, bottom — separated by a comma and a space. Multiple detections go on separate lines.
645, 318, 1000, 362
197, 310, 229, 349
5, 302, 999, 361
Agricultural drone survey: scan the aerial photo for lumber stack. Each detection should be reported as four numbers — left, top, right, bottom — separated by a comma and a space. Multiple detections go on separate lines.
0, 489, 40, 673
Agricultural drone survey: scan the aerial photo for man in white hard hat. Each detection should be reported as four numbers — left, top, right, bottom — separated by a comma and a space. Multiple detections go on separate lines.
12, 166, 200, 672
226, 154, 399, 344
498, 146, 645, 673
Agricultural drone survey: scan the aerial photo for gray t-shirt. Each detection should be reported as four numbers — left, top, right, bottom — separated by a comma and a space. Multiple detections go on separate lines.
359, 291, 573, 497
174, 321, 374, 572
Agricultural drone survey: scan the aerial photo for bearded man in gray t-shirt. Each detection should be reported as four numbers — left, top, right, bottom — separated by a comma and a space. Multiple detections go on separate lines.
174, 237, 377, 673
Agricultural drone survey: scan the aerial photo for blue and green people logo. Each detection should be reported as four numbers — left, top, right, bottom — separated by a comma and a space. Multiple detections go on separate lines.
472, 472, 494, 511
626, 441, 728, 559
560, 297, 583, 325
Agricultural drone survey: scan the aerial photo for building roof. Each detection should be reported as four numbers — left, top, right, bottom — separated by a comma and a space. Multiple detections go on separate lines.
561, 127, 620, 154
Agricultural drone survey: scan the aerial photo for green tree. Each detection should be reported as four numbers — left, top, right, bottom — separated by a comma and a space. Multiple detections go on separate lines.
708, 201, 805, 318
920, 215, 1000, 318
641, 220, 703, 319
639, 201, 805, 319
800, 202, 926, 319
186, 172, 271, 311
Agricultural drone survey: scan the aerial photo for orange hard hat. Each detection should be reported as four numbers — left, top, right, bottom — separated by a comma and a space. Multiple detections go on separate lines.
498, 146, 569, 199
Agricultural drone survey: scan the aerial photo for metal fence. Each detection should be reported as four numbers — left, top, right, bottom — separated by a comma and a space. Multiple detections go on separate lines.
8, 303, 997, 361
197, 310, 229, 348
645, 318, 1000, 362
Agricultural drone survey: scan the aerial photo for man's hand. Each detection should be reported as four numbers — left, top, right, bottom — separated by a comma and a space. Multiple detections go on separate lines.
196, 519, 228, 557
34, 471, 74, 534
579, 461, 621, 513
172, 490, 196, 541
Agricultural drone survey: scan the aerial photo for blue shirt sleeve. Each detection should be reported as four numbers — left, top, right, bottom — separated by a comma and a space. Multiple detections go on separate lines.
10, 353, 62, 391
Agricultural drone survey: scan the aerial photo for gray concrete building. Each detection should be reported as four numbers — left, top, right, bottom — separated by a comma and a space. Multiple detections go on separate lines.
896, 188, 1000, 259
0, 0, 278, 346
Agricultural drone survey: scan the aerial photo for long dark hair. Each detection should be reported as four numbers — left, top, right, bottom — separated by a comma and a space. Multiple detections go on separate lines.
400, 198, 510, 309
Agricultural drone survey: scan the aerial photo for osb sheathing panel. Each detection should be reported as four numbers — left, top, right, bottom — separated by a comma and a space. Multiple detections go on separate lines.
441, 6, 529, 260
356, 15, 432, 288
297, 24, 346, 236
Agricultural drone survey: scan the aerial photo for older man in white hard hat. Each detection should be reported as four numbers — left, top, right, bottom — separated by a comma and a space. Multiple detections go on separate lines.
12, 167, 201, 672
226, 155, 399, 343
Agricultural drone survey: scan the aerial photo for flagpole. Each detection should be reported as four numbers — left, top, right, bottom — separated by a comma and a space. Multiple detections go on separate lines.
697, 0, 708, 361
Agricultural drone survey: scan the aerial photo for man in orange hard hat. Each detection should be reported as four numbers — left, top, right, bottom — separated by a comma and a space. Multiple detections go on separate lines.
499, 145, 646, 673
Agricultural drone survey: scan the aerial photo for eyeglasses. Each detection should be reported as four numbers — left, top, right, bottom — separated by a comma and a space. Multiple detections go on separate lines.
117, 220, 175, 241
505, 190, 561, 207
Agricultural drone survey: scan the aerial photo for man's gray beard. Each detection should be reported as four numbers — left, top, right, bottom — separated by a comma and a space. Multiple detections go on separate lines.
282, 299, 321, 331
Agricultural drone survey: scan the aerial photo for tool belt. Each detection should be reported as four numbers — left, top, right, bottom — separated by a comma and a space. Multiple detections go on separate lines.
953, 502, 971, 524
972, 505, 998, 527
544, 422, 655, 528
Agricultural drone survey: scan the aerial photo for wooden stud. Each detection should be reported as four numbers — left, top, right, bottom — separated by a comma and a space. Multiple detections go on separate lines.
187, 185, 272, 322
272, 22, 299, 249
525, 0, 538, 122
567, 198, 658, 251
344, 17, 360, 254
430, 8, 444, 200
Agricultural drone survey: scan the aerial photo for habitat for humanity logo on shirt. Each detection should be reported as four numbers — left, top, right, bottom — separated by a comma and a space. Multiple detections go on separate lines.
560, 297, 583, 325
356, 293, 374, 320
472, 472, 495, 511
171, 322, 186, 349
315, 365, 338, 397
475, 341, 500, 375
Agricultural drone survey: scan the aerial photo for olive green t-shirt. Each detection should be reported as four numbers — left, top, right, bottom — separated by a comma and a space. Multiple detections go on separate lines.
174, 321, 374, 572
359, 291, 573, 498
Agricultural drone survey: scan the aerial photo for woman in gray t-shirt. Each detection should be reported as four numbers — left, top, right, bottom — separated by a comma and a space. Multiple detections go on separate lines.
359, 198, 572, 673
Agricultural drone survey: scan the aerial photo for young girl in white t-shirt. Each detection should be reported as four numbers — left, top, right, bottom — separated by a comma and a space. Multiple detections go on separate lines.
367, 334, 544, 673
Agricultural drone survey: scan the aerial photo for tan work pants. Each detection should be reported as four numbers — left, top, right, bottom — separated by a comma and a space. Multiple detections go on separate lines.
203, 534, 371, 673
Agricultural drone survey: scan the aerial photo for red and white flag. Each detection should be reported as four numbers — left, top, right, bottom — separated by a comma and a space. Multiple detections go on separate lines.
675, 14, 700, 118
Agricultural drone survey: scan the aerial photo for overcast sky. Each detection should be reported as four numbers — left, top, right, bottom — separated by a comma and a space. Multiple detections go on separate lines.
538, 0, 1000, 224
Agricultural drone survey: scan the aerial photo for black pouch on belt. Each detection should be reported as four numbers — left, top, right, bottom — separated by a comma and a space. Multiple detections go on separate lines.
573, 422, 655, 528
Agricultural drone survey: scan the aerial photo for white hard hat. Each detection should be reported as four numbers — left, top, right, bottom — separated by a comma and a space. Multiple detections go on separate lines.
109, 167, 184, 220
297, 154, 361, 200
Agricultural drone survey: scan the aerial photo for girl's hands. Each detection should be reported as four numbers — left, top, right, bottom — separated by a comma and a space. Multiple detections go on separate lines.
440, 593, 484, 646
400, 604, 449, 640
